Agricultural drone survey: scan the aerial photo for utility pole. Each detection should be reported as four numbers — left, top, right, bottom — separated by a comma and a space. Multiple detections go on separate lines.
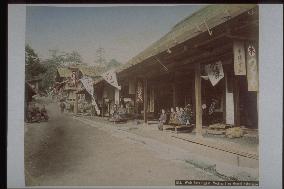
94, 47, 106, 67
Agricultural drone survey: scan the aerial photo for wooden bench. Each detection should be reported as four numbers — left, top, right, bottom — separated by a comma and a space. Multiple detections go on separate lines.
163, 124, 194, 133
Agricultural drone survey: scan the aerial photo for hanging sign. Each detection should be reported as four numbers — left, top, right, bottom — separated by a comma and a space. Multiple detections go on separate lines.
233, 41, 246, 75
101, 69, 121, 90
205, 61, 224, 86
79, 76, 100, 115
246, 43, 259, 91
149, 87, 155, 112
136, 80, 143, 103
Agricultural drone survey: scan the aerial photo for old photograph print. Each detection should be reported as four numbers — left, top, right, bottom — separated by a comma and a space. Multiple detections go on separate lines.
24, 4, 259, 186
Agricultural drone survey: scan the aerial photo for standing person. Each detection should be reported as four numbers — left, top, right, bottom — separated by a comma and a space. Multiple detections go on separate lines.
60, 101, 66, 113
158, 109, 167, 131
40, 105, 49, 121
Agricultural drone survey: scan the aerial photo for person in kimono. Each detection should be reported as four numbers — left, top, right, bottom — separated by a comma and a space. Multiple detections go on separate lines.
60, 101, 66, 113
185, 104, 194, 124
169, 107, 176, 125
175, 107, 182, 125
208, 98, 218, 124
158, 109, 167, 131
178, 107, 187, 125
40, 105, 49, 121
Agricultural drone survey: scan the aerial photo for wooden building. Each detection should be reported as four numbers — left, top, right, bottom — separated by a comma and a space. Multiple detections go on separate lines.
94, 4, 259, 136
55, 65, 101, 114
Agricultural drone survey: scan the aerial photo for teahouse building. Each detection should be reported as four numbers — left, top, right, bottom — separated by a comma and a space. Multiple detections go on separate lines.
93, 4, 259, 136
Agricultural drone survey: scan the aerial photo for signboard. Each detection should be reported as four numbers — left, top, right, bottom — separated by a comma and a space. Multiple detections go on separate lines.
233, 41, 246, 75
136, 80, 143, 103
101, 69, 121, 90
205, 61, 224, 86
246, 43, 259, 91
149, 87, 155, 112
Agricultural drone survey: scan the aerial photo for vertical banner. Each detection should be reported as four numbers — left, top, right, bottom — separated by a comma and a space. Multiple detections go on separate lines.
79, 76, 100, 115
246, 43, 259, 91
136, 80, 143, 103
114, 88, 120, 105
205, 61, 224, 86
149, 87, 155, 112
233, 41, 246, 75
129, 80, 136, 94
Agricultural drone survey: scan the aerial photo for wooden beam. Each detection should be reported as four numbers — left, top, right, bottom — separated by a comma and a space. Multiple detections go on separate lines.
225, 34, 257, 42
143, 78, 148, 123
194, 33, 228, 49
194, 62, 202, 137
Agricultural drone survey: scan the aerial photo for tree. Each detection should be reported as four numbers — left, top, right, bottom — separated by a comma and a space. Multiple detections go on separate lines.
106, 59, 122, 70
65, 51, 83, 65
25, 44, 46, 80
40, 49, 86, 91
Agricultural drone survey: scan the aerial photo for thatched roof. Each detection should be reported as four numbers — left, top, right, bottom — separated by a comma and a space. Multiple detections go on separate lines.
78, 66, 101, 78
57, 68, 72, 78
115, 4, 257, 73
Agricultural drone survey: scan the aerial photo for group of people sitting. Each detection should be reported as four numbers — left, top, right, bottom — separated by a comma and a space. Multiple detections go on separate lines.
109, 104, 128, 123
158, 104, 194, 130
26, 103, 49, 123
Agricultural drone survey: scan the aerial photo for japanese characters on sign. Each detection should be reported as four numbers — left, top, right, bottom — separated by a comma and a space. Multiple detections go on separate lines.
246, 43, 258, 91
101, 69, 121, 90
233, 41, 246, 75
205, 61, 224, 86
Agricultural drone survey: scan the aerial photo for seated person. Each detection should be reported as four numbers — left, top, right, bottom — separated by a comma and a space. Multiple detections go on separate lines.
174, 107, 182, 125
208, 98, 218, 124
169, 107, 176, 125
178, 107, 187, 125
110, 104, 127, 122
184, 104, 194, 125
158, 109, 167, 131
34, 106, 42, 122
118, 104, 127, 115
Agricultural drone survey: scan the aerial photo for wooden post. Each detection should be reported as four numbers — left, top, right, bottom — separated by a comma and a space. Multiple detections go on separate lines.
222, 71, 227, 123
74, 92, 78, 115
192, 79, 196, 116
233, 76, 240, 127
143, 78, 148, 123
172, 72, 177, 108
195, 62, 202, 137
172, 83, 176, 108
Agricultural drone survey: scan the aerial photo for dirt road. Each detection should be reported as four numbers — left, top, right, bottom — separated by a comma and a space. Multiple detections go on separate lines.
25, 102, 220, 186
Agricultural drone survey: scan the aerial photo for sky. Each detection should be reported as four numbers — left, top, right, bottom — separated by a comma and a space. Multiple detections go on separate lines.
26, 5, 204, 65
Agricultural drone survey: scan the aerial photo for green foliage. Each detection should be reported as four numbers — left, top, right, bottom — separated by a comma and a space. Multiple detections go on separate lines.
25, 44, 46, 80
40, 49, 86, 91
106, 59, 122, 70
